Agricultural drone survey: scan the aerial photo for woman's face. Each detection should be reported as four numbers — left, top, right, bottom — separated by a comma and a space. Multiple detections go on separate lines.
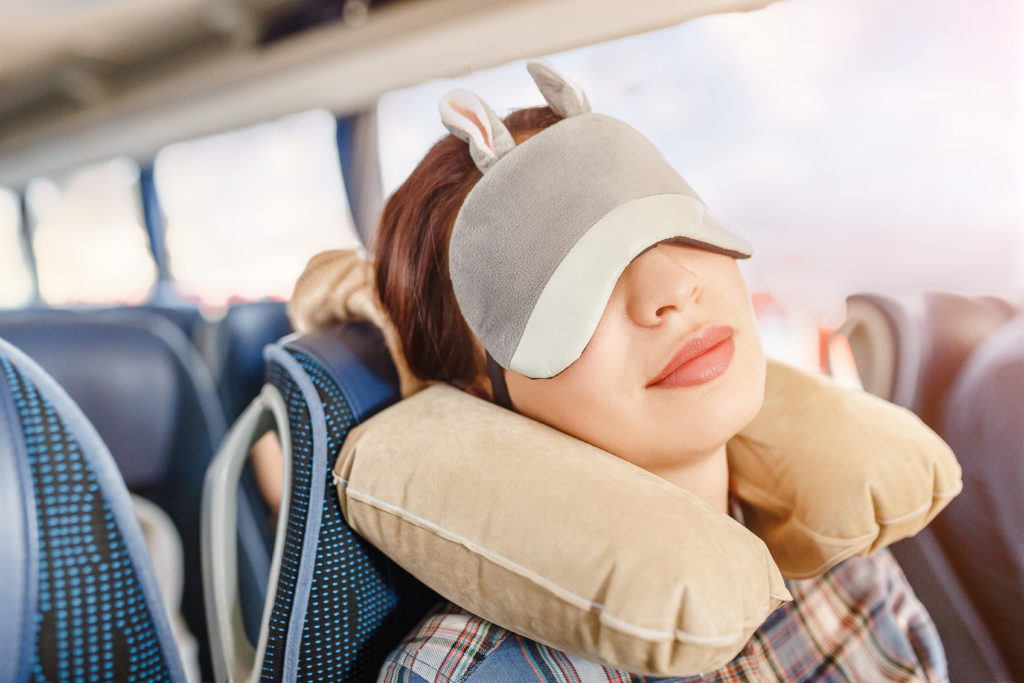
504, 241, 766, 472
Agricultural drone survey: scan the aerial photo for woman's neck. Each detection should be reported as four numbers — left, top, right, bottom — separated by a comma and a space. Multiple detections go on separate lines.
646, 444, 730, 514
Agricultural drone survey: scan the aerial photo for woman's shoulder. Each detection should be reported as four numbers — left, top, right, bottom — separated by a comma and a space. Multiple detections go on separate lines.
767, 549, 946, 682
377, 601, 650, 683
379, 550, 947, 683
376, 601, 507, 683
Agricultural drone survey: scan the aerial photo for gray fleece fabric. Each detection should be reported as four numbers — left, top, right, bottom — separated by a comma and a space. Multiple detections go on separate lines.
448, 112, 751, 372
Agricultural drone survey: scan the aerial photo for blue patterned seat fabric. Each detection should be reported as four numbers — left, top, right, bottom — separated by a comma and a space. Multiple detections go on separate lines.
257, 322, 436, 682
0, 336, 186, 683
0, 309, 246, 679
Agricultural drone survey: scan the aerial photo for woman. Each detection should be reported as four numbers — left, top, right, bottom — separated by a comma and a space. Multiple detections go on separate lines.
323, 62, 946, 681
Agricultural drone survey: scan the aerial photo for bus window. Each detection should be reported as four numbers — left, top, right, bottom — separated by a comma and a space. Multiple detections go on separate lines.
27, 157, 157, 307
155, 109, 359, 309
0, 187, 33, 308
377, 0, 1023, 371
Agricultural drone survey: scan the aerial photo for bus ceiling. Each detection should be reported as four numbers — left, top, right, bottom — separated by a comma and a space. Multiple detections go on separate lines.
0, 0, 780, 188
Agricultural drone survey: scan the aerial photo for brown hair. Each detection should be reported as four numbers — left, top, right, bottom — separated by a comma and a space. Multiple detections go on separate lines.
375, 105, 563, 392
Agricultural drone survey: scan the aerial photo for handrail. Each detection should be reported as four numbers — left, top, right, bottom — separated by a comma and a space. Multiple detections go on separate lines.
201, 385, 292, 683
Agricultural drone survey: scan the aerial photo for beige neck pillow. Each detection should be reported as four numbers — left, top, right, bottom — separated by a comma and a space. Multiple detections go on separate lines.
293, 250, 962, 676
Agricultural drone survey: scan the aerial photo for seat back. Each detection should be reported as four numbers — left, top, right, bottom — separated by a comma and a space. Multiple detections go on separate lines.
0, 311, 222, 489
831, 290, 1017, 682
132, 304, 207, 344
834, 291, 1015, 433
208, 301, 293, 423
0, 335, 187, 682
203, 321, 436, 682
0, 308, 271, 680
938, 315, 1024, 678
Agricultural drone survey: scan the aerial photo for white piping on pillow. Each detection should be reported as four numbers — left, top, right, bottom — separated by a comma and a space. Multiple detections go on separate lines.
339, 480, 776, 646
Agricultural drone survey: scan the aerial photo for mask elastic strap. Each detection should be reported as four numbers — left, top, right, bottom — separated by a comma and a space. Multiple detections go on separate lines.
486, 351, 514, 411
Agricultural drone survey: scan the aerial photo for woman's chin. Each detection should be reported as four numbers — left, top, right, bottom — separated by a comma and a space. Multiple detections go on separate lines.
643, 375, 763, 450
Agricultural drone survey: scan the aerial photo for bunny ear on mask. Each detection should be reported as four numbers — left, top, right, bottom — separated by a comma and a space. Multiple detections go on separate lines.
526, 59, 591, 118
439, 89, 515, 173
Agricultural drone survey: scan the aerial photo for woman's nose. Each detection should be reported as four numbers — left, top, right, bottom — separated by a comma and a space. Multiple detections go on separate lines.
622, 245, 702, 327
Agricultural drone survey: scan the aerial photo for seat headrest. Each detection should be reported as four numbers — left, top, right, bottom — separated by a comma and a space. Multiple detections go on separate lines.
0, 316, 187, 488
915, 291, 1016, 432
283, 321, 400, 424
838, 291, 1017, 435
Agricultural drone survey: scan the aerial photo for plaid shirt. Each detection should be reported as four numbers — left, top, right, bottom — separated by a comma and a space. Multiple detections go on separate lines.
378, 549, 946, 682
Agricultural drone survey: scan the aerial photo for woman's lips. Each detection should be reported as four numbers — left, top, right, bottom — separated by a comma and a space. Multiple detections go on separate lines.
648, 325, 736, 388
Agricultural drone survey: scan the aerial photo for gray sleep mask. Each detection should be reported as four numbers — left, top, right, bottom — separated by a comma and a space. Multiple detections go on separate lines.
441, 59, 753, 379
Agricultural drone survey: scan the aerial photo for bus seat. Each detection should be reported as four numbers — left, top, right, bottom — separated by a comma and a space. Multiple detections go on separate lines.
0, 309, 269, 681
0, 335, 188, 682
831, 292, 919, 406
208, 301, 293, 423
909, 291, 1014, 434
834, 291, 1015, 434
202, 321, 436, 683
0, 304, 209, 352
132, 304, 207, 343
938, 314, 1024, 678
831, 290, 1017, 682
203, 300, 294, 646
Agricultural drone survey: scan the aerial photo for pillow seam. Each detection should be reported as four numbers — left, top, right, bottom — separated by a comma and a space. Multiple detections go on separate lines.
342, 484, 770, 646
